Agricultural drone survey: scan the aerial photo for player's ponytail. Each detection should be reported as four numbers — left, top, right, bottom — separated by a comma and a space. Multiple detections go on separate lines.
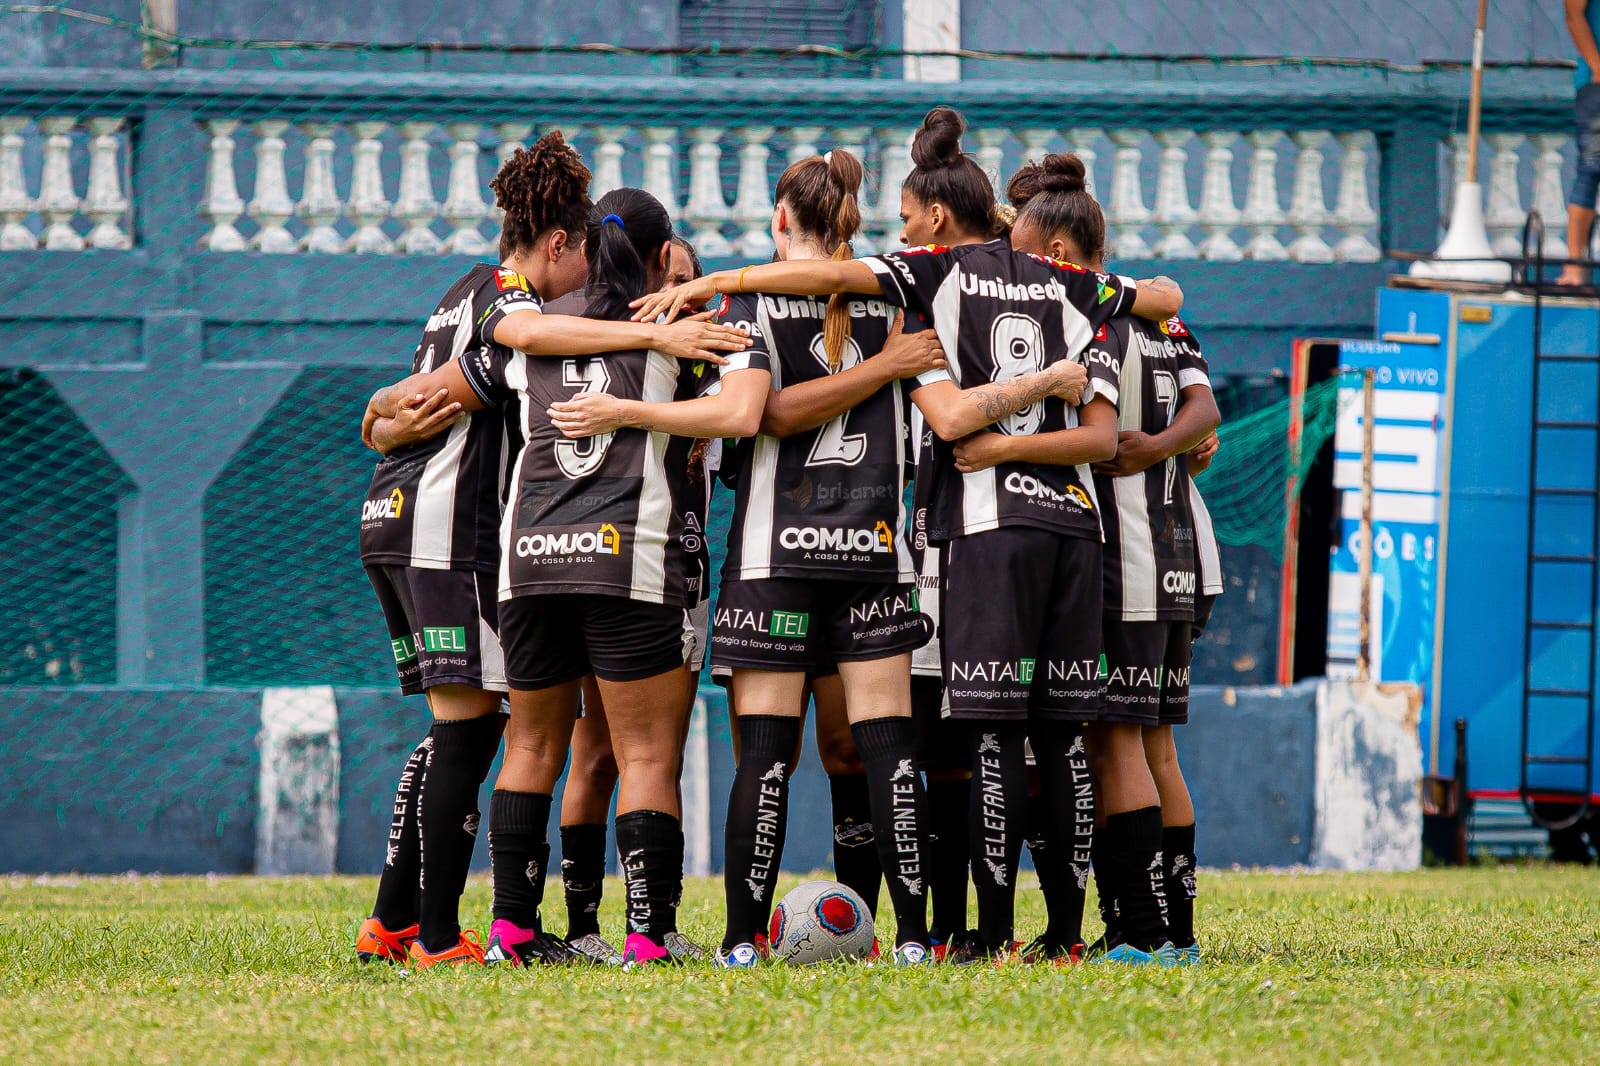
774, 148, 865, 368
583, 188, 673, 322
903, 106, 997, 239
490, 130, 592, 260
1015, 152, 1105, 266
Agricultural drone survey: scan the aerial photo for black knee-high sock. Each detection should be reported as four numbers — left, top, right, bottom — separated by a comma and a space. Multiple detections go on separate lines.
615, 809, 682, 940
489, 789, 553, 929
417, 714, 505, 950
372, 733, 430, 930
722, 715, 801, 951
560, 823, 608, 939
925, 776, 971, 942
851, 716, 931, 947
1100, 806, 1169, 952
1164, 823, 1198, 947
828, 772, 882, 917
968, 722, 1028, 951
1028, 722, 1094, 947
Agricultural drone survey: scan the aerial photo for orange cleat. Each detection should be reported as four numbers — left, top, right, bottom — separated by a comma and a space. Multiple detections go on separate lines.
407, 930, 487, 968
356, 917, 419, 964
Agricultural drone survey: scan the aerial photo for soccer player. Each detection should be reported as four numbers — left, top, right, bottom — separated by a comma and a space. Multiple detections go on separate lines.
545, 235, 714, 966
632, 106, 1183, 962
357, 140, 750, 968
963, 153, 1218, 964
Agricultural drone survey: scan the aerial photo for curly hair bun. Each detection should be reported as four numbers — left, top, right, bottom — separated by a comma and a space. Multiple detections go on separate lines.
910, 106, 966, 170
1038, 153, 1088, 195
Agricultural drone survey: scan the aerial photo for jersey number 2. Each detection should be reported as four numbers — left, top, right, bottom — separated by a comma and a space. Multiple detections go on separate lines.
554, 359, 614, 479
805, 333, 868, 466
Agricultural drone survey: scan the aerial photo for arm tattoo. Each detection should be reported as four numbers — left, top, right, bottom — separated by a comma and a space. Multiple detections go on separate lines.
970, 370, 1059, 424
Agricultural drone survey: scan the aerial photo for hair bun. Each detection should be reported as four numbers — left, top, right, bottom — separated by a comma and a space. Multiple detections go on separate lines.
910, 106, 966, 170
1038, 153, 1087, 194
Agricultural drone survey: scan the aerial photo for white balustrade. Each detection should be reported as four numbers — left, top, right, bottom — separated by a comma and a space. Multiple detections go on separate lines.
1484, 133, 1526, 259
346, 122, 393, 254
1243, 130, 1288, 261
591, 126, 627, 200
442, 123, 489, 256
83, 118, 130, 250
1151, 129, 1198, 259
1106, 129, 1151, 259
974, 127, 1007, 197
641, 127, 682, 219
874, 128, 914, 247
0, 118, 33, 250
201, 119, 246, 252
298, 122, 343, 253
787, 127, 824, 169
36, 117, 83, 250
732, 126, 776, 258
1196, 131, 1242, 261
832, 126, 874, 252
1067, 127, 1102, 199
1331, 131, 1380, 263
684, 127, 732, 257
395, 122, 442, 255
1287, 130, 1333, 263
1531, 134, 1569, 259
247, 120, 295, 254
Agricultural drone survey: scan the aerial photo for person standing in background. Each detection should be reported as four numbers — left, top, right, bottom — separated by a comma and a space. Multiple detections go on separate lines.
1559, 0, 1600, 285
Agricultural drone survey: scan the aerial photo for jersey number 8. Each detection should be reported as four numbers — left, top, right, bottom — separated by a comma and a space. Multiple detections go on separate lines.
989, 313, 1047, 437
554, 358, 615, 479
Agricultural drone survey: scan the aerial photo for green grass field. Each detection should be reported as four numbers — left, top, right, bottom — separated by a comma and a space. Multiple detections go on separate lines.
2, 867, 1596, 1064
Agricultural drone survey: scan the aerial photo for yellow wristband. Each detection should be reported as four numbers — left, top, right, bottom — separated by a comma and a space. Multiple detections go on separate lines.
737, 266, 751, 293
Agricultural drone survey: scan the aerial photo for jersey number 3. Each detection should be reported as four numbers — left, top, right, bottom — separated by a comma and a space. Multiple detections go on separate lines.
554, 358, 615, 479
990, 313, 1047, 437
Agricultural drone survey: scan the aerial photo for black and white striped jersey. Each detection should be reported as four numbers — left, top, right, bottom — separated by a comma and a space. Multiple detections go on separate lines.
907, 405, 943, 678
359, 264, 540, 572
864, 241, 1135, 544
1191, 480, 1224, 597
718, 290, 916, 583
1092, 315, 1213, 621
461, 341, 731, 607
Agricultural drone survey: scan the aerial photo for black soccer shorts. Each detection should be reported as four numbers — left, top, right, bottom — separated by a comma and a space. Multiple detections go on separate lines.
709, 578, 930, 673
499, 594, 687, 690
1101, 619, 1194, 727
365, 564, 506, 695
940, 527, 1104, 722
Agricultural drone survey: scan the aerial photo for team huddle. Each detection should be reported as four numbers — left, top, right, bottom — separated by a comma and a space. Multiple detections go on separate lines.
354, 105, 1223, 970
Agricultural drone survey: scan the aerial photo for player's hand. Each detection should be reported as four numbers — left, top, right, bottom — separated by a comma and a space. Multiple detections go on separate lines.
548, 391, 626, 438
1188, 430, 1220, 475
1093, 430, 1164, 477
952, 431, 1012, 474
389, 388, 462, 447
632, 276, 719, 324
651, 311, 747, 365
1046, 360, 1088, 405
877, 312, 947, 379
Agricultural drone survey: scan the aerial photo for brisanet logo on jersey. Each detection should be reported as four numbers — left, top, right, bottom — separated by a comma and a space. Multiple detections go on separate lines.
516, 523, 622, 559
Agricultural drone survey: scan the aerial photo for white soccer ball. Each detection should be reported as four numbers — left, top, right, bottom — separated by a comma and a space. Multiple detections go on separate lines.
768, 879, 875, 964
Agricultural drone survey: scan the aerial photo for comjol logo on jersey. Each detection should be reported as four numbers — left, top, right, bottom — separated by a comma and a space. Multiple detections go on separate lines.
515, 523, 622, 558
1163, 570, 1197, 594
1003, 472, 1093, 511
778, 520, 894, 554
363, 488, 405, 521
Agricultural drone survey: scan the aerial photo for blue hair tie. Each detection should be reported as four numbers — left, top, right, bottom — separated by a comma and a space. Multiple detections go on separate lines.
601, 213, 625, 230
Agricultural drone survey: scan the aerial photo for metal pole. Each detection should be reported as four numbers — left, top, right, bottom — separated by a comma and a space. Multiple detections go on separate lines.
1465, 0, 1489, 179
1357, 368, 1376, 684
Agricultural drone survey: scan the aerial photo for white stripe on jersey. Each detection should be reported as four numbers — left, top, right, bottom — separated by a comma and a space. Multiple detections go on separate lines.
409, 298, 481, 568
739, 435, 782, 578
929, 269, 1008, 534
498, 355, 532, 601
1114, 476, 1159, 616
1189, 480, 1224, 595
630, 352, 679, 602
